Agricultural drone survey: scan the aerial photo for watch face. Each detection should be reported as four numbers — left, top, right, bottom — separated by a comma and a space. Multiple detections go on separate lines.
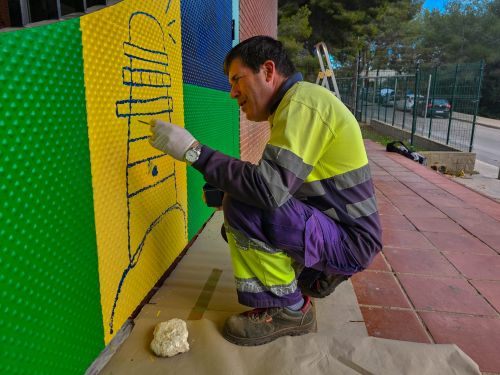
186, 148, 199, 162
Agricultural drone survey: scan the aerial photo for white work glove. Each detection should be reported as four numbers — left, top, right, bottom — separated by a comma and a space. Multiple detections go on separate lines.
149, 119, 196, 161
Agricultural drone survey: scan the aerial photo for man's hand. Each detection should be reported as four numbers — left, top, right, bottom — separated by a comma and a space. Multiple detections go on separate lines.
149, 119, 197, 161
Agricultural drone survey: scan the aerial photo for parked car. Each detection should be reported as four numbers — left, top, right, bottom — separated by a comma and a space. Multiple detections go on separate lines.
378, 88, 394, 104
417, 98, 451, 118
380, 92, 396, 106
395, 94, 423, 112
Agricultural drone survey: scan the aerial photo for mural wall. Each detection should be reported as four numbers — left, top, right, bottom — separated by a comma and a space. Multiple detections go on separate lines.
0, 0, 239, 373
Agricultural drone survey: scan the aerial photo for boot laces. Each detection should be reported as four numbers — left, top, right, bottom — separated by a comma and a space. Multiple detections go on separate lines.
244, 307, 277, 322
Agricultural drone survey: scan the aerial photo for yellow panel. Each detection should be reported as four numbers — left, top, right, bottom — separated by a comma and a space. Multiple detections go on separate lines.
80, 0, 186, 343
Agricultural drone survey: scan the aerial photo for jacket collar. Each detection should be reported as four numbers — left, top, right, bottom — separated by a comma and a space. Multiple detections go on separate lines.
269, 72, 303, 114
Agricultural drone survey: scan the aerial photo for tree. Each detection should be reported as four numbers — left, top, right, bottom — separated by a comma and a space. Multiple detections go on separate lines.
278, 0, 400, 67
278, 0, 500, 117
414, 0, 500, 117
278, 5, 317, 80
363, 0, 424, 74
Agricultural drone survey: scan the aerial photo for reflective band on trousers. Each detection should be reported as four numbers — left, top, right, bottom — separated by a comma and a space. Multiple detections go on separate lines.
235, 277, 298, 297
228, 224, 282, 254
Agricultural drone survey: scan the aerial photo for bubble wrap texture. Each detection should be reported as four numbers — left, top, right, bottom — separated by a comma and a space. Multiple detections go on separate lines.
180, 0, 233, 91
0, 0, 243, 373
80, 0, 187, 344
0, 19, 104, 375
184, 84, 239, 239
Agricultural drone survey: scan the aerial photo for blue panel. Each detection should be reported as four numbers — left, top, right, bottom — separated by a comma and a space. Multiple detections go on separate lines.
180, 0, 233, 91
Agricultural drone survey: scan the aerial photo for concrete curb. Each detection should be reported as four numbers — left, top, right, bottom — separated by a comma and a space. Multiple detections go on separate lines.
477, 122, 500, 130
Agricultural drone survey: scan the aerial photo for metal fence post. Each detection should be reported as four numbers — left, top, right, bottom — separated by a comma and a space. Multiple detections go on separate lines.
446, 64, 459, 145
361, 76, 370, 122
372, 69, 382, 120
391, 76, 398, 127
384, 80, 389, 123
402, 76, 408, 129
410, 63, 420, 145
469, 60, 485, 152
353, 52, 360, 119
424, 73, 432, 119
428, 65, 438, 138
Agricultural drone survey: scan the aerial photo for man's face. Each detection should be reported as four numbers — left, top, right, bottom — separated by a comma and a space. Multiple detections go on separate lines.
227, 58, 274, 122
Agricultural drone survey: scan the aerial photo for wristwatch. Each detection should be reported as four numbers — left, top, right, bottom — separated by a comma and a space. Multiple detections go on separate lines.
184, 143, 202, 164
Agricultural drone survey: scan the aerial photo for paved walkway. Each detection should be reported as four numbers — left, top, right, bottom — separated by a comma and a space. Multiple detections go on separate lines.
353, 140, 500, 374
99, 139, 500, 375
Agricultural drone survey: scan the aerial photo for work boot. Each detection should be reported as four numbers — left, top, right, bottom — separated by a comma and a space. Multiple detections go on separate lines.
222, 296, 316, 346
298, 272, 350, 298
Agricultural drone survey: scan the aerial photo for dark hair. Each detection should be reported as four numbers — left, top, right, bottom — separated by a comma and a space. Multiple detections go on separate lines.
223, 36, 296, 77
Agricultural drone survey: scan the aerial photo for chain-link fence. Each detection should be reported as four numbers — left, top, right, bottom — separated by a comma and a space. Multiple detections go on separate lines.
332, 62, 484, 152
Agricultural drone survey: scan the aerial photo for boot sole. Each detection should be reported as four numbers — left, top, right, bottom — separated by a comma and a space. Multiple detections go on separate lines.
222, 319, 317, 346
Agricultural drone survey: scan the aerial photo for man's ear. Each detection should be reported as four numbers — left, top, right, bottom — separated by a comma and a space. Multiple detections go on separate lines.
262, 60, 276, 82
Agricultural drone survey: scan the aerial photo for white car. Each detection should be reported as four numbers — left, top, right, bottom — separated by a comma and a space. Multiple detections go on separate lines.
395, 94, 423, 111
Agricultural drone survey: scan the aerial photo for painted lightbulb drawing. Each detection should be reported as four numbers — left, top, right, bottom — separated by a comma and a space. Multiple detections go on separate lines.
111, 6, 186, 334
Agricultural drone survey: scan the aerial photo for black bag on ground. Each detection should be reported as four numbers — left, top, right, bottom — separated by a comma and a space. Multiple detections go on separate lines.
386, 141, 426, 165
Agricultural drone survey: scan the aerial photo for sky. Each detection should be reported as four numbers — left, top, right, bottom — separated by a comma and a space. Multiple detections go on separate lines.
423, 0, 446, 11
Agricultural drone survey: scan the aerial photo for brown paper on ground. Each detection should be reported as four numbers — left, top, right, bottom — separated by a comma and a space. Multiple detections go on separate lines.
99, 212, 481, 375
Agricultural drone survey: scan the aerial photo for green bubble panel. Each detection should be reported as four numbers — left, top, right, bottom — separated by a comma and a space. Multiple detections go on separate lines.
183, 84, 240, 239
0, 19, 104, 375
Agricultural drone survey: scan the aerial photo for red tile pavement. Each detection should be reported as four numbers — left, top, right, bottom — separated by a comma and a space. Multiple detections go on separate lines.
376, 202, 401, 215
386, 195, 430, 207
480, 235, 500, 254
372, 175, 398, 182
422, 231, 497, 255
359, 306, 431, 343
377, 185, 418, 197
470, 280, 500, 312
381, 229, 435, 249
396, 205, 448, 218
443, 252, 500, 280
438, 206, 498, 225
374, 190, 391, 203
366, 252, 391, 271
352, 141, 500, 373
379, 214, 416, 231
406, 216, 465, 233
397, 274, 497, 315
383, 247, 459, 276
423, 196, 465, 208
351, 271, 411, 308
388, 172, 426, 182
418, 189, 463, 204
419, 312, 500, 373
397, 182, 441, 191
460, 220, 500, 236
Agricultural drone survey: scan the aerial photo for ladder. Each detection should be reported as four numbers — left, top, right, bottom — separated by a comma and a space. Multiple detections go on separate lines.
315, 42, 341, 99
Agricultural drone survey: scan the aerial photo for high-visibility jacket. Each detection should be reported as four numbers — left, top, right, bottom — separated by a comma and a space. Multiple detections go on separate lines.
193, 73, 382, 270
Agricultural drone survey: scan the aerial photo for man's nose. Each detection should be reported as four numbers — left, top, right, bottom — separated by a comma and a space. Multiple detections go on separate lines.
230, 85, 239, 99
